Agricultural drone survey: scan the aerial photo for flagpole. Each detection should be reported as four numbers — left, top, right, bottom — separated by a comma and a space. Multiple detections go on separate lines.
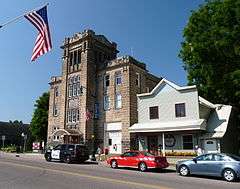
0, 3, 49, 29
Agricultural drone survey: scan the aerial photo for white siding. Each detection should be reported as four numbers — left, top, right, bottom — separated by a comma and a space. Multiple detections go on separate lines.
138, 83, 199, 123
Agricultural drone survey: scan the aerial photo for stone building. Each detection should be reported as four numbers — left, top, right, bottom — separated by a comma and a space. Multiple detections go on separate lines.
47, 29, 160, 153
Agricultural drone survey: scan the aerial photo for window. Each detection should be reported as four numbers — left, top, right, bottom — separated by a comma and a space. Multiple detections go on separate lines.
149, 106, 159, 119
68, 84, 73, 97
136, 72, 140, 87
77, 83, 82, 96
55, 87, 59, 97
77, 109, 80, 121
122, 152, 139, 157
53, 105, 58, 116
115, 72, 122, 85
67, 108, 80, 123
72, 109, 76, 122
108, 139, 112, 145
146, 87, 150, 93
104, 75, 110, 88
69, 52, 73, 66
73, 83, 77, 96
197, 154, 214, 161
53, 136, 60, 141
104, 95, 110, 110
68, 145, 75, 151
99, 52, 102, 62
175, 103, 186, 117
74, 51, 77, 65
68, 75, 81, 97
115, 93, 122, 109
182, 135, 193, 149
68, 110, 72, 123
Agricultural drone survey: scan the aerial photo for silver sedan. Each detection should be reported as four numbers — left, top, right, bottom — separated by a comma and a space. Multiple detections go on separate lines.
176, 153, 240, 182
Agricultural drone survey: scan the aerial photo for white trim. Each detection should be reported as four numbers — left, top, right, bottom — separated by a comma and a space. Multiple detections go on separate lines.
199, 96, 216, 109
129, 119, 206, 133
137, 78, 196, 97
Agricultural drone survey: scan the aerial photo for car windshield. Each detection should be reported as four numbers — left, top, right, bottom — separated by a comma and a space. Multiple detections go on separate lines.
227, 154, 240, 161
141, 151, 154, 157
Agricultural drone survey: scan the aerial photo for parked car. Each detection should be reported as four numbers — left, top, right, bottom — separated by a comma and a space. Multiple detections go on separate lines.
107, 151, 169, 172
45, 144, 89, 163
176, 153, 240, 182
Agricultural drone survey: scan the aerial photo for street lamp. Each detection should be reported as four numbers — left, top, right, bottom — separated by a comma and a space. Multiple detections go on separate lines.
21, 133, 27, 153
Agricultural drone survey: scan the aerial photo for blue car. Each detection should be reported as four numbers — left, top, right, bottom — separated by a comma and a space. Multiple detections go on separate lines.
176, 153, 240, 182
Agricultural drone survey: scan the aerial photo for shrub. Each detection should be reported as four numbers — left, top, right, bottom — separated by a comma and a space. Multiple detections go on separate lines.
1, 145, 16, 153
165, 151, 197, 156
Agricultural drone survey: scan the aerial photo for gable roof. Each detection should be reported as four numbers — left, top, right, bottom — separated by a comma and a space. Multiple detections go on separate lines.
137, 78, 196, 97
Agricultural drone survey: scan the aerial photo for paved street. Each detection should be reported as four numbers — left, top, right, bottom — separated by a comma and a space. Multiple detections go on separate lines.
0, 153, 239, 189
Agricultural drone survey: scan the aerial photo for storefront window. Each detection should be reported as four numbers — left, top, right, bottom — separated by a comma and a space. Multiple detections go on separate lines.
182, 135, 193, 149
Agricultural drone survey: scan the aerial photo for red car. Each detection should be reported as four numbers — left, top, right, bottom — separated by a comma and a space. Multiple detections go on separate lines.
107, 151, 169, 172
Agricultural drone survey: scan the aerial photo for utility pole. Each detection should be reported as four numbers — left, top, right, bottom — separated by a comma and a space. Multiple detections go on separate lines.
2, 135, 5, 149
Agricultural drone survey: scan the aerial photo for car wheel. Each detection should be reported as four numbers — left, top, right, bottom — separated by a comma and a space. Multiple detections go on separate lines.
179, 165, 189, 176
64, 155, 72, 164
111, 160, 118, 169
223, 168, 236, 182
45, 154, 52, 162
139, 162, 147, 172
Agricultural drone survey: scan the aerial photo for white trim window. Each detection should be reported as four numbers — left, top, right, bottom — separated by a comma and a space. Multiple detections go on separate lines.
73, 83, 77, 96
182, 135, 193, 150
67, 108, 80, 123
77, 109, 80, 121
136, 72, 140, 87
104, 95, 110, 110
115, 72, 122, 85
53, 105, 58, 116
175, 103, 186, 117
68, 84, 73, 97
54, 86, 59, 97
77, 83, 82, 96
115, 93, 122, 109
104, 75, 110, 89
53, 135, 60, 141
72, 109, 76, 122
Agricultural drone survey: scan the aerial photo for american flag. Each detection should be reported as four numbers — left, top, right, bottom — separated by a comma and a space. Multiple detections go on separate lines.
25, 6, 52, 61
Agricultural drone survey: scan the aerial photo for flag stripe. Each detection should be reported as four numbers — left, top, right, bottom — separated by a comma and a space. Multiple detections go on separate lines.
25, 6, 52, 61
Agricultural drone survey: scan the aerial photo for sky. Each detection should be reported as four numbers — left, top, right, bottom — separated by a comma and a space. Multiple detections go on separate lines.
0, 0, 205, 123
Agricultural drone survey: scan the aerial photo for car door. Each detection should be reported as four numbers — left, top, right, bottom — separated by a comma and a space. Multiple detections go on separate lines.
118, 152, 133, 167
211, 154, 226, 177
51, 145, 62, 160
127, 152, 140, 167
191, 154, 215, 176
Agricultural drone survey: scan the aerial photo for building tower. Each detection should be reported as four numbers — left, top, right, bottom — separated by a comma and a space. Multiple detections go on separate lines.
48, 29, 160, 153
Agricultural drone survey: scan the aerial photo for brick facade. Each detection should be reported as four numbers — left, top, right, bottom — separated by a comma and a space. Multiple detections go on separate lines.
47, 30, 161, 153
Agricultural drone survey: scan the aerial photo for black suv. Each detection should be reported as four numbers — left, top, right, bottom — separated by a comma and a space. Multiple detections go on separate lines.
45, 144, 89, 163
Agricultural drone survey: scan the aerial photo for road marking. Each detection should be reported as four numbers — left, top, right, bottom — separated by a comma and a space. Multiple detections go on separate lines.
0, 160, 172, 189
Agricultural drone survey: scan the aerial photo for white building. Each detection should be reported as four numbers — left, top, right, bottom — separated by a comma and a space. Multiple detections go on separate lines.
129, 78, 239, 155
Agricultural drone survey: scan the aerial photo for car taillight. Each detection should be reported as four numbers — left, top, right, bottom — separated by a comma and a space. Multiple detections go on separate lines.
148, 157, 155, 161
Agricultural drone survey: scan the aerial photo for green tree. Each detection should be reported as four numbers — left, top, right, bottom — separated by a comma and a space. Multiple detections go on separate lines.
179, 0, 240, 108
30, 92, 49, 141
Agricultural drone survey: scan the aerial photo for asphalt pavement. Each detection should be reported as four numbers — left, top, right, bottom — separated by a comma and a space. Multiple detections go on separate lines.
0, 152, 239, 189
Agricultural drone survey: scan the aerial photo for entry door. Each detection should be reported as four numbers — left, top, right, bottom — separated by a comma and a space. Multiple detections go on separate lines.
204, 139, 217, 153
108, 131, 122, 154
147, 136, 158, 155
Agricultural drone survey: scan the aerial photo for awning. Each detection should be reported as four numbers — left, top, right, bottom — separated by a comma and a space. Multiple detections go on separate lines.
51, 129, 82, 136
202, 105, 232, 138
129, 119, 206, 133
